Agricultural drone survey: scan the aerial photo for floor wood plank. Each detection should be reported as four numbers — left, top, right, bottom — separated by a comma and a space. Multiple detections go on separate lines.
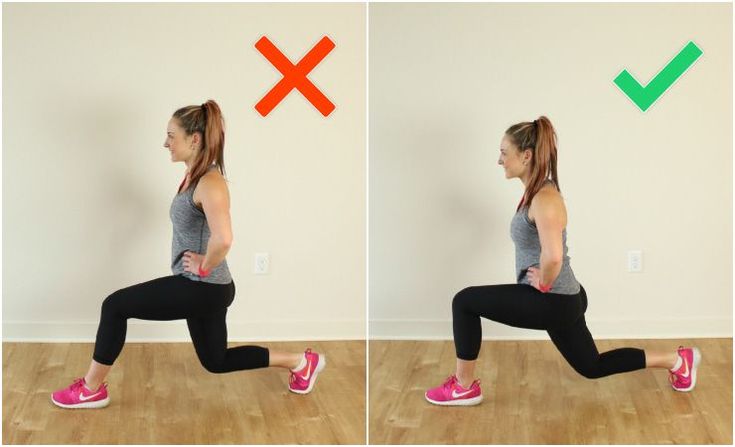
3, 340, 365, 444
369, 338, 732, 444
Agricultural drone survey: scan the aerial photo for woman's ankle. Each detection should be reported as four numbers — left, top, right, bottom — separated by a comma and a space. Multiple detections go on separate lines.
456, 375, 474, 388
83, 377, 101, 392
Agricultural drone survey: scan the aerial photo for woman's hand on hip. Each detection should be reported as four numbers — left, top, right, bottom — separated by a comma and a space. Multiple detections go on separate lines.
526, 266, 542, 291
182, 251, 204, 275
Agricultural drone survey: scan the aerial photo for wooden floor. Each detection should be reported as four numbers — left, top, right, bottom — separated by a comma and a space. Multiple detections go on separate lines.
3, 340, 365, 444
369, 338, 732, 444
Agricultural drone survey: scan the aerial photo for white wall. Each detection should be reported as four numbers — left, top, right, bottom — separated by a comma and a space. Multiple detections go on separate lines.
2, 3, 366, 341
369, 2, 732, 339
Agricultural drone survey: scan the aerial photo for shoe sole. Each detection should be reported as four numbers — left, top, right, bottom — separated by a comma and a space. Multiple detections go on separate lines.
673, 347, 701, 392
425, 392, 483, 406
289, 355, 326, 395
50, 394, 110, 409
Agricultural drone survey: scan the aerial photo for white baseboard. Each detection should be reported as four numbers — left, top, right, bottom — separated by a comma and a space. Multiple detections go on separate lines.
2, 320, 366, 343
4, 318, 731, 343
369, 317, 733, 340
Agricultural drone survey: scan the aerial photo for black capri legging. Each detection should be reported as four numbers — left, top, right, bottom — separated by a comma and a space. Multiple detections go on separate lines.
452, 283, 646, 379
93, 274, 269, 372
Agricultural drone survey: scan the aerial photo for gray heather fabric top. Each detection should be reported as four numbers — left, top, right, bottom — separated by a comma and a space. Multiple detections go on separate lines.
170, 164, 232, 284
510, 180, 580, 295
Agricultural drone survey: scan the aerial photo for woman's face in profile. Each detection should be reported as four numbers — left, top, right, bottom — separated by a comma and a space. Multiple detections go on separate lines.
164, 119, 182, 161
498, 135, 519, 179
498, 135, 531, 180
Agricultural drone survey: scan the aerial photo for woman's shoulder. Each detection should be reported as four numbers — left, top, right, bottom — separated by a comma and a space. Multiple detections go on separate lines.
527, 181, 566, 224
192, 166, 228, 209
198, 165, 226, 185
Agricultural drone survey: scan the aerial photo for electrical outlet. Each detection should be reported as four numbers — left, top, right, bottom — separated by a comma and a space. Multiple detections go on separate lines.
628, 250, 642, 272
254, 252, 269, 274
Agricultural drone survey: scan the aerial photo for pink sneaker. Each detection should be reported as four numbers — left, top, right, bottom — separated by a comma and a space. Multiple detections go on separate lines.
425, 374, 483, 406
668, 346, 702, 392
50, 377, 109, 409
288, 348, 326, 394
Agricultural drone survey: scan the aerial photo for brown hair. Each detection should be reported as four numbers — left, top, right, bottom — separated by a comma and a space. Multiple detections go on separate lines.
172, 99, 228, 192
506, 115, 560, 212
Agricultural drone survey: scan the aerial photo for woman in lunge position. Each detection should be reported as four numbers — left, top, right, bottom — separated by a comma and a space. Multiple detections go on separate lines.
425, 116, 700, 406
52, 100, 325, 409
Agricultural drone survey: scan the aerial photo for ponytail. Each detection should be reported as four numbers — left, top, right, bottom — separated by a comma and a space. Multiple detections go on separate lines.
172, 99, 228, 190
505, 116, 560, 212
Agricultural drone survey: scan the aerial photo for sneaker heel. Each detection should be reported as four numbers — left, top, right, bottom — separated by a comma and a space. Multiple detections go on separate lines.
692, 347, 702, 367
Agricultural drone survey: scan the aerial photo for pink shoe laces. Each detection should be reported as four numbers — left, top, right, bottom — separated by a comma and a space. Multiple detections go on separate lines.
68, 377, 86, 393
443, 374, 480, 391
289, 350, 311, 387
69, 377, 103, 394
442, 375, 458, 391
667, 370, 677, 385
668, 346, 685, 385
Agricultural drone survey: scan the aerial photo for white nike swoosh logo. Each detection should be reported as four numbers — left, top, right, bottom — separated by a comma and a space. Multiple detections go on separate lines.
300, 359, 313, 380
451, 388, 474, 398
79, 390, 102, 401
681, 359, 690, 378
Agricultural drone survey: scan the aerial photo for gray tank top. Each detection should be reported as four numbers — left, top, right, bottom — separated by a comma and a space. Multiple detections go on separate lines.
169, 164, 232, 284
510, 181, 580, 295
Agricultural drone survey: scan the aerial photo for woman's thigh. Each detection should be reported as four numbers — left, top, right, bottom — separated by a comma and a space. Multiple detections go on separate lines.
547, 313, 599, 366
454, 284, 584, 330
103, 275, 233, 321
186, 308, 228, 358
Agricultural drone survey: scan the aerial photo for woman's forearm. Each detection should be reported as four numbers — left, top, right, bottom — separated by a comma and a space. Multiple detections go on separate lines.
539, 253, 562, 286
201, 236, 231, 272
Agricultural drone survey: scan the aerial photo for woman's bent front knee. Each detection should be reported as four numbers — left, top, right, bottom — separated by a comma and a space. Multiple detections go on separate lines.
452, 287, 476, 312
101, 290, 125, 314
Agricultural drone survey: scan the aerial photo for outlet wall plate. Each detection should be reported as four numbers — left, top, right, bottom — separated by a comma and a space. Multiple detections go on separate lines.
254, 252, 269, 274
628, 250, 643, 272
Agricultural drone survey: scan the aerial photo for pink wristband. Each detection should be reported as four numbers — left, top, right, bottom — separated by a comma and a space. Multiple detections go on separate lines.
198, 264, 211, 278
539, 282, 552, 293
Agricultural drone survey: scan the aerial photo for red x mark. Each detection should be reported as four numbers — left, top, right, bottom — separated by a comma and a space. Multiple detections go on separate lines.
255, 36, 336, 117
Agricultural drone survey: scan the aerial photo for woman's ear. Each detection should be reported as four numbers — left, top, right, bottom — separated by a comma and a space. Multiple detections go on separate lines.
524, 149, 533, 164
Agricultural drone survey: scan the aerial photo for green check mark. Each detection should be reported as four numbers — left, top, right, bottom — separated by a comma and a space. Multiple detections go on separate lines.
614, 40, 703, 112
